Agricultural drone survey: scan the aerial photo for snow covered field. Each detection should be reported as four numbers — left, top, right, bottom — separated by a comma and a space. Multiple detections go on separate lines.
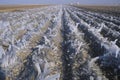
0, 5, 120, 80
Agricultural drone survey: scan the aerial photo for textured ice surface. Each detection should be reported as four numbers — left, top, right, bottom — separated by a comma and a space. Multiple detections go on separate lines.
0, 5, 120, 80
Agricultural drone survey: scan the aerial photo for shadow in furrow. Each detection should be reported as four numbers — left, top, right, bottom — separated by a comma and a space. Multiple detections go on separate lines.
16, 54, 37, 80
0, 68, 5, 80
61, 9, 74, 80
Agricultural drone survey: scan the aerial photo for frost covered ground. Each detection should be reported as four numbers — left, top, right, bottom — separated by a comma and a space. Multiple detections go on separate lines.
0, 5, 120, 80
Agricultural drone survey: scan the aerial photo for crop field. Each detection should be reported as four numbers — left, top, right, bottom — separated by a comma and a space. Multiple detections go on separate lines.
0, 5, 120, 80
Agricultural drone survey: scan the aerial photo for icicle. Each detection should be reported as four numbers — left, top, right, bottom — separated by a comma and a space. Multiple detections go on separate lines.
76, 42, 83, 55
111, 39, 118, 45
34, 62, 41, 76
0, 46, 5, 59
36, 45, 45, 53
98, 23, 105, 32
44, 36, 50, 45
89, 57, 99, 68
110, 39, 120, 58
115, 49, 119, 58
76, 23, 79, 27
12, 35, 15, 45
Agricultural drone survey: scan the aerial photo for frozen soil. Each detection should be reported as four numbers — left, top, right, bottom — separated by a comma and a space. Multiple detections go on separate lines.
0, 5, 120, 80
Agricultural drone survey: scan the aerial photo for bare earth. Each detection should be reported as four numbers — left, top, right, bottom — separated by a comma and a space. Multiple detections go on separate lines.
0, 5, 48, 12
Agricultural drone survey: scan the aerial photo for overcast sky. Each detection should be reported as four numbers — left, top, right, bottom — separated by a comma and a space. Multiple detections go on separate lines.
0, 0, 120, 5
